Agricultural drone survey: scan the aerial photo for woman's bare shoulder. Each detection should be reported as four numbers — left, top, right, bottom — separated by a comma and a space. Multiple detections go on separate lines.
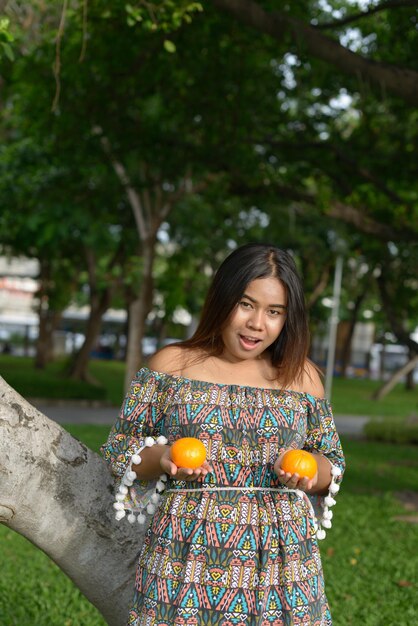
300, 360, 325, 398
148, 344, 184, 375
148, 344, 197, 376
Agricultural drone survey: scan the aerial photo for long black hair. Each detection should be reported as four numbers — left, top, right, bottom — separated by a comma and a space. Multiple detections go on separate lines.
181, 243, 310, 387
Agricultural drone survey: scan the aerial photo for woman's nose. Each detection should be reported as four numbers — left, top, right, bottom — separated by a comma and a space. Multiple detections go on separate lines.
247, 309, 263, 329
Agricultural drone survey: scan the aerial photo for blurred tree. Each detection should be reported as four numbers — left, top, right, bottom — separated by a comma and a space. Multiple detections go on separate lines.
0, 137, 82, 368
210, 0, 418, 104
1, 0, 417, 392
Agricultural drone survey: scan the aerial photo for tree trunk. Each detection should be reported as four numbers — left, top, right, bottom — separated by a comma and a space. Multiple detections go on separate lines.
405, 367, 415, 391
306, 265, 330, 310
124, 239, 156, 392
68, 296, 109, 382
34, 260, 62, 369
0, 375, 146, 626
372, 354, 418, 400
69, 244, 122, 381
340, 289, 367, 378
34, 309, 62, 369
405, 348, 416, 391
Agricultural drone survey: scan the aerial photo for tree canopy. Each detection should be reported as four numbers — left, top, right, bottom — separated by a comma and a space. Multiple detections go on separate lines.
1, 0, 417, 373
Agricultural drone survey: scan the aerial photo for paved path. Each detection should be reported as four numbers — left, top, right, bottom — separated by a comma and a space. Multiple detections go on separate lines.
32, 401, 369, 436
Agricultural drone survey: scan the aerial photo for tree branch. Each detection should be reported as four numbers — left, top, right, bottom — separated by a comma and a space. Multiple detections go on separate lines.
159, 174, 218, 222
139, 162, 153, 224
316, 0, 418, 30
51, 0, 68, 113
229, 177, 418, 242
326, 201, 417, 241
329, 144, 407, 206
306, 264, 331, 309
376, 270, 418, 353
93, 127, 149, 241
263, 138, 409, 207
210, 0, 418, 105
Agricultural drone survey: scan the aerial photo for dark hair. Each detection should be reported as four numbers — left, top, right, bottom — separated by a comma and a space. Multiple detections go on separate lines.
181, 243, 310, 388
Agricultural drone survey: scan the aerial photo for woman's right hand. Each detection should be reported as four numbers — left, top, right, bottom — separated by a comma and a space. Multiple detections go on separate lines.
160, 446, 212, 482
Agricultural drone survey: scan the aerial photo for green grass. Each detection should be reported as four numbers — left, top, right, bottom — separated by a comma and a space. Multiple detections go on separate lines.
324, 492, 418, 626
1, 428, 417, 625
2, 355, 418, 420
0, 423, 109, 626
331, 377, 418, 421
323, 438, 418, 626
0, 528, 106, 626
0, 355, 125, 406
65, 424, 111, 453
88, 358, 126, 405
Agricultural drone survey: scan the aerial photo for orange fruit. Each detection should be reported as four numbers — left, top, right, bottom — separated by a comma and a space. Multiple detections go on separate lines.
280, 449, 317, 479
170, 437, 207, 469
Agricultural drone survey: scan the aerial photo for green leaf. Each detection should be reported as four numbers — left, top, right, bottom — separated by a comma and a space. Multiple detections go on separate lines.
1, 42, 14, 62
163, 40, 176, 54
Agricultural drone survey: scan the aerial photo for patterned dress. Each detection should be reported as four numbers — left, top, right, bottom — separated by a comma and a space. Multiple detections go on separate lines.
101, 367, 345, 626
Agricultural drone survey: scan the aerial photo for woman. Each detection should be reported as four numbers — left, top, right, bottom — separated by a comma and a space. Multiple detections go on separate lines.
101, 242, 345, 625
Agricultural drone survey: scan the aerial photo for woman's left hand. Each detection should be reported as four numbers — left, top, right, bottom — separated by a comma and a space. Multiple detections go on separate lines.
273, 452, 318, 492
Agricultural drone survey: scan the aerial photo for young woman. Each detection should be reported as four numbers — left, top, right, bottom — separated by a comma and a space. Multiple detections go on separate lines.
101, 243, 345, 626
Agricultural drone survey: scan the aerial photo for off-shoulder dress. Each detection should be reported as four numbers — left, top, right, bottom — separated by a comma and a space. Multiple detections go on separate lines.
101, 367, 345, 626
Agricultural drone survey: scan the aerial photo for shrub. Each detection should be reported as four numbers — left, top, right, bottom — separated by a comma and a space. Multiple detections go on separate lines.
364, 417, 418, 445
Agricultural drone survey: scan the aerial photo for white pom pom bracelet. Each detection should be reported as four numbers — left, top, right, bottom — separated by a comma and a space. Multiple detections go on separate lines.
112, 435, 168, 524
315, 462, 342, 540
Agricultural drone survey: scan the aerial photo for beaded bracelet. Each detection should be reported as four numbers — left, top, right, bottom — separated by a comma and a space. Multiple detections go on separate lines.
112, 435, 168, 524
316, 463, 342, 540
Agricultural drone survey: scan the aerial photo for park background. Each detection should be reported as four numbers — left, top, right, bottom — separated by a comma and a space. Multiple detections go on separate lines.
0, 1, 417, 625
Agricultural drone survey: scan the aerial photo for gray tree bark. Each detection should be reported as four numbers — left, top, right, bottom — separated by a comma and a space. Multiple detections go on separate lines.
0, 376, 147, 626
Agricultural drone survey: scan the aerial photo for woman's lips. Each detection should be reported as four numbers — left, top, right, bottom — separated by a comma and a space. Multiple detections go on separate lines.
239, 334, 262, 350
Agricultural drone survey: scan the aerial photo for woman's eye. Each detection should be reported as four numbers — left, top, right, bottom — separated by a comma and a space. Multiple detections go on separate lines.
239, 300, 252, 309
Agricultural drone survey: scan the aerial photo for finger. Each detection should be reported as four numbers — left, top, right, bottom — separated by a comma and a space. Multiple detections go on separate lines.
288, 472, 300, 487
177, 468, 195, 480
165, 461, 178, 476
299, 477, 311, 491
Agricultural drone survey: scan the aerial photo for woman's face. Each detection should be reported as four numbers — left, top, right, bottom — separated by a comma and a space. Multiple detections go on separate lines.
221, 277, 287, 362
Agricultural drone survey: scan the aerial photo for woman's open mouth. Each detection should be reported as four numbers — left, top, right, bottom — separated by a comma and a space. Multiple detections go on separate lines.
239, 335, 262, 350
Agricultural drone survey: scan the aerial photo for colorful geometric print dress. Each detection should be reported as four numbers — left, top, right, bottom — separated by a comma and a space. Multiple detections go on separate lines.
101, 367, 345, 626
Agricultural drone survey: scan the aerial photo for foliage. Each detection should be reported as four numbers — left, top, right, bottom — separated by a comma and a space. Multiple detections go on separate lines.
125, 1, 203, 34
364, 418, 418, 446
0, 0, 417, 371
0, 17, 14, 61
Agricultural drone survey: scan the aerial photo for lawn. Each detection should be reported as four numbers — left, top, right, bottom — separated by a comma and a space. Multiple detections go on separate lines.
331, 376, 418, 421
0, 355, 126, 405
0, 426, 417, 625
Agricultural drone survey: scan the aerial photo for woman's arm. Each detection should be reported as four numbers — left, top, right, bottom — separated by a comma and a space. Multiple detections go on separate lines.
133, 345, 212, 481
274, 361, 334, 494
